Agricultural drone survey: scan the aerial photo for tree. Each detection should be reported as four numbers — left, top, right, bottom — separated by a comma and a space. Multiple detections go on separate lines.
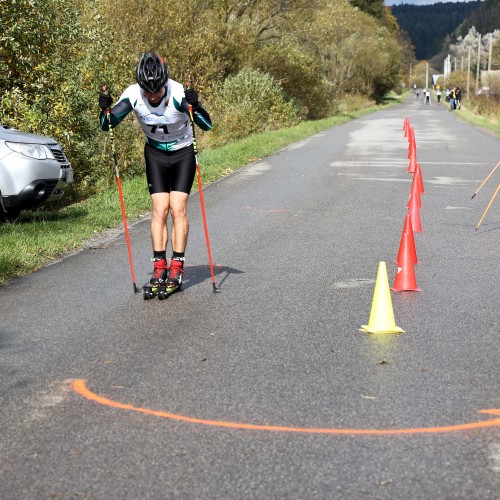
458, 0, 500, 36
399, 30, 417, 84
450, 28, 500, 72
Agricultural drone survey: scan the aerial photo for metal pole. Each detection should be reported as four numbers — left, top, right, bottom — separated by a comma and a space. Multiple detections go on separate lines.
488, 35, 492, 71
476, 34, 481, 94
476, 184, 500, 230
186, 98, 220, 293
467, 46, 471, 100
104, 103, 138, 294
472, 162, 500, 199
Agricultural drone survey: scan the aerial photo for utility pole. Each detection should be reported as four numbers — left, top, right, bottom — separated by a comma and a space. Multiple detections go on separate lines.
488, 34, 493, 71
467, 46, 471, 100
476, 33, 481, 94
425, 62, 429, 89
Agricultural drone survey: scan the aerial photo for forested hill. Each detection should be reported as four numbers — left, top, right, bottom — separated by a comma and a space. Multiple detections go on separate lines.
391, 1, 481, 60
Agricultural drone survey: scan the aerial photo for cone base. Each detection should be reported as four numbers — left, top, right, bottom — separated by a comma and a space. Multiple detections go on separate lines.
391, 287, 422, 292
360, 325, 405, 334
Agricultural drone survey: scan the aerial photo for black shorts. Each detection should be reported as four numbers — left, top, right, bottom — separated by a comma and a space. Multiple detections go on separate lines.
144, 143, 196, 195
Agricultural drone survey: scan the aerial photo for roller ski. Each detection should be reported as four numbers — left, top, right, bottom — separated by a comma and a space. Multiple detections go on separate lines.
143, 258, 169, 300
164, 257, 184, 296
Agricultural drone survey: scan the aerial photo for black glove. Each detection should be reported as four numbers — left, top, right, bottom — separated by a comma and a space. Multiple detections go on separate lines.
184, 88, 199, 107
99, 89, 113, 110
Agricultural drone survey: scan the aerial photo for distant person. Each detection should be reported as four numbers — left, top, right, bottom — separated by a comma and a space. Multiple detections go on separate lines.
425, 89, 430, 105
449, 88, 456, 110
445, 88, 450, 102
436, 88, 442, 103
455, 87, 462, 109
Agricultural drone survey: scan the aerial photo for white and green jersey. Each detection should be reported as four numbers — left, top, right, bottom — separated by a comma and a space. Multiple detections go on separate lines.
100, 79, 212, 152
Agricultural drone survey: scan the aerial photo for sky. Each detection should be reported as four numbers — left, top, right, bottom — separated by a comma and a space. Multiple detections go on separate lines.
384, 0, 480, 5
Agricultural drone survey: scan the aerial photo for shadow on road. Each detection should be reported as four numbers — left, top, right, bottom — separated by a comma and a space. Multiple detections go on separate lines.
142, 264, 244, 292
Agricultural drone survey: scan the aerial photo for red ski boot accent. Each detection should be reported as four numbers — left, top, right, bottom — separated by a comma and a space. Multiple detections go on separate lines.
150, 258, 168, 285
166, 258, 184, 288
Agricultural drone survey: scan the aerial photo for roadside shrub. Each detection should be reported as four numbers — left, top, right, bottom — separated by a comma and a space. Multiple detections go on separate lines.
467, 95, 500, 122
338, 94, 375, 114
252, 40, 334, 120
444, 70, 469, 94
206, 68, 300, 145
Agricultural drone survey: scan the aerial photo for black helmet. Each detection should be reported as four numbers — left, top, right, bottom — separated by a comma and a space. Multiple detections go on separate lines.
136, 52, 168, 93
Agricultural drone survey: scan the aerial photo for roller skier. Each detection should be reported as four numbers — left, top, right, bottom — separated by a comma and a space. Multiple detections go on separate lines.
98, 52, 212, 299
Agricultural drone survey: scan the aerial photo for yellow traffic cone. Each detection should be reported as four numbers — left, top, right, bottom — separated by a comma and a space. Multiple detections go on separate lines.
360, 262, 405, 334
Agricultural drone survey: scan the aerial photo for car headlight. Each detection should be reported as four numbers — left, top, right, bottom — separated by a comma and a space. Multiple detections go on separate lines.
5, 141, 53, 160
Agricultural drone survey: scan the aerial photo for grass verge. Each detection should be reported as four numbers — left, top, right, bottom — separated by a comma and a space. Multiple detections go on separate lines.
0, 100, 396, 285
453, 104, 500, 138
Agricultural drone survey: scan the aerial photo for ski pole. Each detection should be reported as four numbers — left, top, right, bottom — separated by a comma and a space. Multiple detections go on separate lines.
103, 86, 138, 293
471, 161, 499, 199
476, 183, 500, 230
185, 87, 219, 293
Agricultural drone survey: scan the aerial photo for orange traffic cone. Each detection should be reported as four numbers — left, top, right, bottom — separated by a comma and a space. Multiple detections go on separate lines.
404, 213, 419, 263
415, 163, 425, 194
407, 127, 414, 158
408, 173, 422, 208
408, 193, 422, 232
403, 117, 409, 137
409, 126, 415, 145
396, 215, 419, 265
392, 238, 421, 292
407, 145, 416, 173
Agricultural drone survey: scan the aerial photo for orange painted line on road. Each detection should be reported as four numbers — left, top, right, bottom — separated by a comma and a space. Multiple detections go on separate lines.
72, 380, 500, 436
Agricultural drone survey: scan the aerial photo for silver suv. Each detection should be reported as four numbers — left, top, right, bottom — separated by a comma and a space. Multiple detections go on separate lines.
0, 125, 74, 221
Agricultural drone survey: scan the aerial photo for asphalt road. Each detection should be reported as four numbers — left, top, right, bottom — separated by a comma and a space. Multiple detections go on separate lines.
1, 95, 499, 499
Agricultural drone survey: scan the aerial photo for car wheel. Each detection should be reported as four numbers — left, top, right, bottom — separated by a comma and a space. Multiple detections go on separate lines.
0, 195, 21, 223
5, 208, 21, 221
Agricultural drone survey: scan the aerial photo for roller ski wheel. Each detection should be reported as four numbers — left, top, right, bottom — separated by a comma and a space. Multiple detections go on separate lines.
143, 284, 158, 300
157, 285, 169, 300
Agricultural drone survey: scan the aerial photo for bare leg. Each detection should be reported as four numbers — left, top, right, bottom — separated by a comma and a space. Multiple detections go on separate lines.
150, 192, 170, 252
169, 191, 190, 253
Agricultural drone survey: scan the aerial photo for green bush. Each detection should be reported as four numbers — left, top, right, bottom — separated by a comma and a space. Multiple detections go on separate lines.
206, 68, 300, 145
252, 40, 334, 120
